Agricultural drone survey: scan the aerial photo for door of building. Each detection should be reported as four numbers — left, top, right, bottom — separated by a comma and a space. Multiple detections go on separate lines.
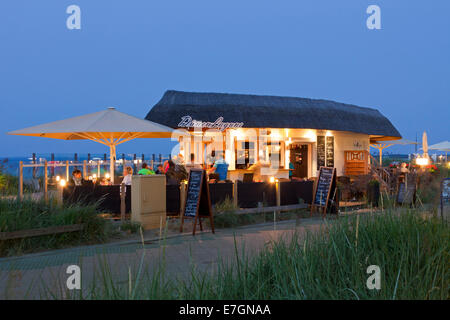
289, 144, 308, 179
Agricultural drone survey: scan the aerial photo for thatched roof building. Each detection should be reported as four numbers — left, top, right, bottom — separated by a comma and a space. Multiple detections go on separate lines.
146, 90, 401, 140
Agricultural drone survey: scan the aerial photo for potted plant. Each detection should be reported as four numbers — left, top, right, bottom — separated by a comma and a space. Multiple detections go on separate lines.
367, 179, 380, 207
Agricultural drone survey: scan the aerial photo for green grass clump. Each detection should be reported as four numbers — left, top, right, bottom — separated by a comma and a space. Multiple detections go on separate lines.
0, 198, 112, 256
119, 221, 142, 234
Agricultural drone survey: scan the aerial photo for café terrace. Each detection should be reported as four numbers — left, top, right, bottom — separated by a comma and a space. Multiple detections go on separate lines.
146, 90, 402, 180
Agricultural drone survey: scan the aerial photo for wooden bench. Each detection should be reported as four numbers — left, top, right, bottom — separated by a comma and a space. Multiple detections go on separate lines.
0, 224, 84, 241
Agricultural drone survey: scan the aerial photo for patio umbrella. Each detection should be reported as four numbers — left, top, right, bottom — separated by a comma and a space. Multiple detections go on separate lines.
8, 107, 174, 183
422, 140, 450, 162
370, 138, 418, 166
426, 140, 450, 152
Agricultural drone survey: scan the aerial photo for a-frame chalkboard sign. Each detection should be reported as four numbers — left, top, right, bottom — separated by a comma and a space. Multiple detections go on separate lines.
180, 169, 215, 235
311, 166, 337, 217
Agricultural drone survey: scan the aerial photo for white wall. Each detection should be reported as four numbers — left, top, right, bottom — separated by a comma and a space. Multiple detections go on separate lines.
334, 132, 370, 176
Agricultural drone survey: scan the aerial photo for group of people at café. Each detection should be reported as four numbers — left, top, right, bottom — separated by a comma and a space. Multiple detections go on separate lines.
69, 152, 231, 187
121, 152, 230, 186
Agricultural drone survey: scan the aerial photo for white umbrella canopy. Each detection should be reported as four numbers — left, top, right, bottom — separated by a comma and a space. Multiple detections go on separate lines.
8, 107, 174, 183
426, 140, 450, 152
370, 138, 417, 166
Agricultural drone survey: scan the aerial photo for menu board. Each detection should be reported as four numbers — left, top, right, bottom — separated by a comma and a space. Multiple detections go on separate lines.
396, 182, 416, 205
441, 178, 450, 219
184, 169, 203, 217
317, 136, 326, 170
313, 167, 335, 207
181, 169, 215, 235
442, 179, 450, 203
326, 136, 334, 167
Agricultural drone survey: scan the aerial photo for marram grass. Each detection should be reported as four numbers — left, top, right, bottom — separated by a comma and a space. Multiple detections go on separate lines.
47, 208, 449, 300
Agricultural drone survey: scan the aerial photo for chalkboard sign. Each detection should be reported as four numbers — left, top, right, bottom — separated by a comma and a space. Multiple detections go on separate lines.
184, 170, 203, 217
396, 181, 416, 205
180, 169, 215, 235
311, 167, 337, 216
441, 178, 450, 220
326, 136, 334, 167
442, 178, 450, 202
317, 136, 326, 170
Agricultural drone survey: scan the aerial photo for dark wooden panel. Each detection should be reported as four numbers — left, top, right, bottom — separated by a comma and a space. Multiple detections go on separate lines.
166, 184, 181, 215
237, 182, 276, 208
209, 182, 233, 205
280, 180, 314, 205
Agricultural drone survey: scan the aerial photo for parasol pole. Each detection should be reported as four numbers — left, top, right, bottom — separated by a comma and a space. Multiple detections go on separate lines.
110, 143, 116, 184
379, 146, 382, 167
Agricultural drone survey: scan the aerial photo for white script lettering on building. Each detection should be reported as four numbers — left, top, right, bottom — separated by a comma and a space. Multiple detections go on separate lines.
178, 116, 244, 131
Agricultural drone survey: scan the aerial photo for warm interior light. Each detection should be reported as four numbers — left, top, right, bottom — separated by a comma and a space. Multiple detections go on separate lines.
416, 157, 429, 166
56, 175, 60, 182
93, 174, 97, 179
304, 130, 316, 140
105, 173, 111, 179
270, 130, 281, 139
60, 179, 66, 187
285, 137, 292, 146
269, 176, 275, 183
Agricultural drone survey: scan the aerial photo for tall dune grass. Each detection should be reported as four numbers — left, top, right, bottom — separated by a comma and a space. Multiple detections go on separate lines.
0, 198, 112, 256
48, 208, 448, 300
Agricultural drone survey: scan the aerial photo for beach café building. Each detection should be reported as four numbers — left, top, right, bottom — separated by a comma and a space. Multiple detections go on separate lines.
146, 90, 401, 181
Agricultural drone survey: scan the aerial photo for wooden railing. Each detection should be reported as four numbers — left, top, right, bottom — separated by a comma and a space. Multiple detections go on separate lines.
369, 154, 393, 192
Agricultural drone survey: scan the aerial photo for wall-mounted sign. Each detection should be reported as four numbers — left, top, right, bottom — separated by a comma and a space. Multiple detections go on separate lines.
353, 141, 363, 149
178, 116, 244, 131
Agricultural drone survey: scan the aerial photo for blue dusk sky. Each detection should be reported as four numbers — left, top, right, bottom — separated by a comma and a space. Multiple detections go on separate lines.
0, 0, 449, 157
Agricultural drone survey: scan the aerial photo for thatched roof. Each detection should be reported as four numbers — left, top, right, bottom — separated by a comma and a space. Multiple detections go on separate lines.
146, 90, 401, 138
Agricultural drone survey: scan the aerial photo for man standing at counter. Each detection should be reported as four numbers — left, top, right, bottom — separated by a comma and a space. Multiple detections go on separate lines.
208, 151, 229, 181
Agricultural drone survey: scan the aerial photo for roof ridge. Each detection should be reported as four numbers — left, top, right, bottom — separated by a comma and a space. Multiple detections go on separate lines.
161, 90, 380, 113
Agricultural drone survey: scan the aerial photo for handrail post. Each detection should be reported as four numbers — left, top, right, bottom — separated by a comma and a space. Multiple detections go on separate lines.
83, 160, 87, 179
180, 182, 186, 217
233, 181, 238, 208
19, 161, 23, 200
65, 160, 69, 181
120, 182, 126, 221
44, 160, 48, 203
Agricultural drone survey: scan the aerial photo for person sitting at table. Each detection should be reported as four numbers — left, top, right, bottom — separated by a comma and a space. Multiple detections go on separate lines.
248, 160, 262, 182
69, 169, 84, 186
163, 160, 169, 173
138, 163, 155, 175
154, 164, 165, 174
122, 166, 133, 185
208, 151, 229, 181
165, 160, 179, 185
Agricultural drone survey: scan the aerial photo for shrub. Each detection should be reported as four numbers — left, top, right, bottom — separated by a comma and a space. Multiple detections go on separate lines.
0, 198, 112, 256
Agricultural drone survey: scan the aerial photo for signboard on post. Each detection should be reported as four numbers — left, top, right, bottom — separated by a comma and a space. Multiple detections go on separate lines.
311, 166, 337, 216
441, 178, 450, 220
180, 169, 215, 235
396, 180, 416, 205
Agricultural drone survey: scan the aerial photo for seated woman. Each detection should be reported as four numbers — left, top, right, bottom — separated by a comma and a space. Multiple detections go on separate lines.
69, 169, 84, 186
165, 160, 188, 185
122, 166, 133, 185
